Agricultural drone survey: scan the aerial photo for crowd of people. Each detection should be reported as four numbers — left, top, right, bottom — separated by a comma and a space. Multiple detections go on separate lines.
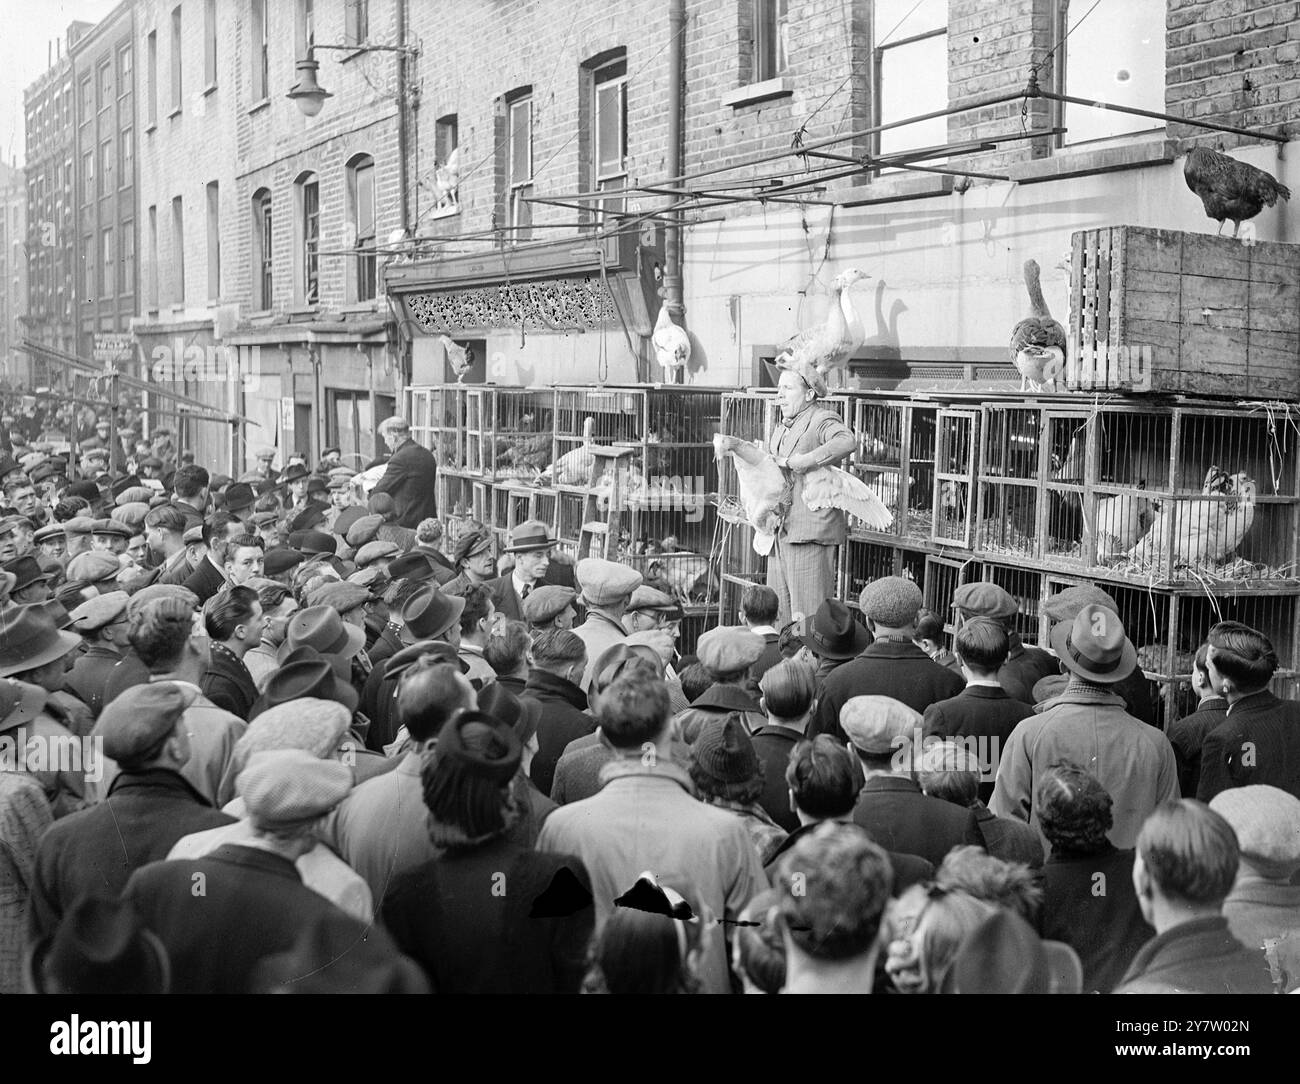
0, 399, 1298, 996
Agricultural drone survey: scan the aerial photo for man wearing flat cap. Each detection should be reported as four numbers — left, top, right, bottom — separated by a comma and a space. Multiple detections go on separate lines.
764, 362, 856, 626
442, 524, 497, 596
64, 591, 131, 717
814, 576, 963, 745
572, 557, 643, 691
145, 504, 193, 586
990, 604, 1178, 852
29, 683, 237, 941
124, 749, 405, 993
950, 582, 1058, 705
673, 627, 767, 743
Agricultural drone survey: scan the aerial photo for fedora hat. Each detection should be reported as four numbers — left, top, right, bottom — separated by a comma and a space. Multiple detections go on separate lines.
279, 462, 311, 485
402, 585, 466, 641
278, 605, 366, 664
503, 519, 555, 554
1049, 602, 1137, 685
478, 680, 542, 747
252, 647, 359, 717
798, 599, 871, 660
0, 604, 82, 677
224, 481, 256, 512
25, 895, 170, 994
3, 555, 52, 594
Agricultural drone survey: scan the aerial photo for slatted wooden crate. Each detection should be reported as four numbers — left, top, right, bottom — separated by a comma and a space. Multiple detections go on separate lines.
1067, 225, 1300, 399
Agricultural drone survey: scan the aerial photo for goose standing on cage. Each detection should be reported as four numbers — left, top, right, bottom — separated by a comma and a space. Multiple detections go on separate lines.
775, 267, 870, 389
1010, 260, 1067, 393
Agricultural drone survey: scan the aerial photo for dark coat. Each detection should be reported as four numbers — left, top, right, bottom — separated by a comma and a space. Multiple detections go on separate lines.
522, 668, 594, 798
367, 624, 404, 669
1040, 844, 1154, 992
814, 640, 964, 744
200, 644, 259, 721
763, 820, 933, 895
64, 643, 124, 718
369, 437, 438, 528
750, 723, 804, 832
183, 555, 228, 605
998, 636, 1060, 705
487, 574, 527, 622
1168, 696, 1228, 797
750, 632, 783, 685
124, 843, 400, 994
1197, 690, 1300, 803
381, 837, 593, 994
852, 775, 985, 868
673, 683, 766, 745
1113, 915, 1274, 994
922, 684, 1034, 804
101, 650, 152, 708
972, 804, 1044, 868
30, 769, 235, 939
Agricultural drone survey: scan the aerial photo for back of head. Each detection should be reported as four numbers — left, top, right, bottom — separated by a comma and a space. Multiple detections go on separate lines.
741, 584, 779, 627
415, 518, 442, 546
1206, 620, 1277, 692
457, 583, 493, 636
954, 617, 1009, 673
759, 658, 816, 721
1037, 760, 1114, 854
935, 846, 1042, 924
530, 627, 585, 674
129, 596, 194, 673
421, 710, 521, 846
172, 464, 209, 500
785, 735, 860, 819
596, 669, 669, 750
204, 584, 258, 641
484, 619, 530, 676
585, 895, 702, 995
914, 611, 944, 644
677, 661, 712, 703
735, 889, 786, 994
916, 739, 981, 808
907, 886, 1000, 994
1137, 799, 1239, 908
775, 822, 892, 962
397, 660, 475, 743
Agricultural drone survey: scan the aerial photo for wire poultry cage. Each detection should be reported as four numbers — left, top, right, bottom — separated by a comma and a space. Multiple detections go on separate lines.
851, 399, 940, 544
465, 386, 557, 482
409, 385, 470, 472
934, 408, 980, 547
488, 481, 559, 553
436, 470, 485, 537
841, 540, 927, 607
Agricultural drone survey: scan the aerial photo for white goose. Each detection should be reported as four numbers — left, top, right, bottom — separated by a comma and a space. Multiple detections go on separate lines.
775, 267, 870, 386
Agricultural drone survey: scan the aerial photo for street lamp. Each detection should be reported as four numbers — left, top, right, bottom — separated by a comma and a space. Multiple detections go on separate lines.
287, 42, 420, 117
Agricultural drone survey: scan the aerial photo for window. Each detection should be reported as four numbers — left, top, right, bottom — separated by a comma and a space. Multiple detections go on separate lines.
100, 227, 114, 296
345, 0, 369, 46
80, 76, 93, 121
121, 221, 135, 294
98, 62, 112, 111
753, 0, 791, 82
171, 195, 184, 302
146, 31, 157, 125
118, 45, 132, 96
170, 6, 183, 114
120, 128, 133, 186
100, 138, 114, 194
592, 56, 628, 221
84, 235, 94, 297
206, 181, 220, 299
872, 0, 947, 162
250, 0, 269, 101
434, 114, 458, 212
82, 150, 94, 202
297, 173, 320, 304
296, 0, 316, 58
204, 0, 218, 87
349, 155, 376, 301
1054, 0, 1166, 145
252, 188, 272, 309
504, 90, 532, 243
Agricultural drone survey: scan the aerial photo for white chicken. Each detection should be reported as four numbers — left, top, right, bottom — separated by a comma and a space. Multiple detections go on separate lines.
1091, 491, 1156, 563
1010, 260, 1067, 392
802, 466, 894, 532
775, 267, 870, 387
439, 335, 472, 382
1127, 467, 1256, 566
714, 434, 791, 556
434, 146, 461, 210
539, 417, 597, 486
651, 302, 691, 379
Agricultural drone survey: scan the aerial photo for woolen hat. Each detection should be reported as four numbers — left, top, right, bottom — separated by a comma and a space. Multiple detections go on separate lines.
1042, 585, 1118, 625
1049, 603, 1137, 685
279, 605, 366, 663
94, 681, 196, 764
577, 557, 642, 606
798, 598, 871, 660
1210, 785, 1300, 879
858, 576, 923, 628
354, 540, 400, 567
522, 584, 576, 626
453, 528, 493, 565
4, 555, 52, 592
478, 680, 542, 748
66, 552, 122, 584
840, 694, 922, 756
952, 582, 1019, 622
503, 519, 555, 554
68, 590, 129, 633
24, 895, 170, 995
304, 580, 371, 615
691, 713, 761, 785
345, 514, 384, 548
402, 585, 465, 640
696, 626, 765, 675
0, 604, 82, 676
239, 748, 354, 830
626, 586, 683, 619
264, 548, 305, 577
948, 909, 1082, 995
253, 652, 359, 717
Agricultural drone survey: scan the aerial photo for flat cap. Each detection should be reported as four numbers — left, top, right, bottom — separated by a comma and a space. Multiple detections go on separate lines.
304, 580, 372, 614
33, 524, 67, 544
144, 504, 189, 533
327, 475, 354, 491
66, 552, 122, 584
1042, 585, 1118, 625
952, 582, 1019, 621
696, 626, 765, 675
576, 557, 642, 606
453, 527, 493, 565
1210, 785, 1300, 879
858, 576, 923, 628
64, 516, 98, 536
239, 748, 354, 830
69, 590, 129, 633
234, 697, 352, 766
345, 514, 384, 548
627, 586, 684, 617
125, 584, 199, 620
94, 681, 195, 764
91, 518, 133, 539
264, 548, 306, 577
522, 584, 577, 626
111, 503, 151, 532
354, 540, 400, 568
840, 694, 922, 756
115, 486, 156, 507
347, 566, 388, 593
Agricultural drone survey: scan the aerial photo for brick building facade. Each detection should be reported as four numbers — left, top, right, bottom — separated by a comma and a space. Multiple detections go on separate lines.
0, 162, 28, 387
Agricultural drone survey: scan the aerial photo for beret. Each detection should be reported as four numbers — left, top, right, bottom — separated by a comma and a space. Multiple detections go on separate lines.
345, 514, 384, 548
304, 580, 372, 614
94, 681, 195, 764
239, 748, 354, 830
33, 524, 66, 543
696, 626, 765, 675
91, 518, 133, 538
521, 584, 576, 626
64, 516, 98, 535
265, 548, 306, 577
840, 694, 922, 755
354, 540, 400, 567
66, 551, 123, 584
576, 557, 642, 606
115, 486, 156, 507
952, 582, 1019, 621
627, 586, 683, 616
453, 528, 493, 565
1042, 585, 1118, 625
1210, 785, 1300, 879
858, 575, 924, 628
69, 590, 130, 632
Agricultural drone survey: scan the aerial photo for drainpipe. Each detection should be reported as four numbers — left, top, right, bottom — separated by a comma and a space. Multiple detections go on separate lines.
663, 0, 686, 321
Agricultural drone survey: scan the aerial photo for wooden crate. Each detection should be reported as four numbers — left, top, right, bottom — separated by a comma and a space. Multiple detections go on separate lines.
1067, 225, 1300, 399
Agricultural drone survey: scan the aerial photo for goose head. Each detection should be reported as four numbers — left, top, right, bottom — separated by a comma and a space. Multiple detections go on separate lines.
834, 267, 871, 291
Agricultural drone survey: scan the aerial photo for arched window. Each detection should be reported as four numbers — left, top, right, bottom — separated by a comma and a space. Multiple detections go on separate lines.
252, 187, 272, 310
